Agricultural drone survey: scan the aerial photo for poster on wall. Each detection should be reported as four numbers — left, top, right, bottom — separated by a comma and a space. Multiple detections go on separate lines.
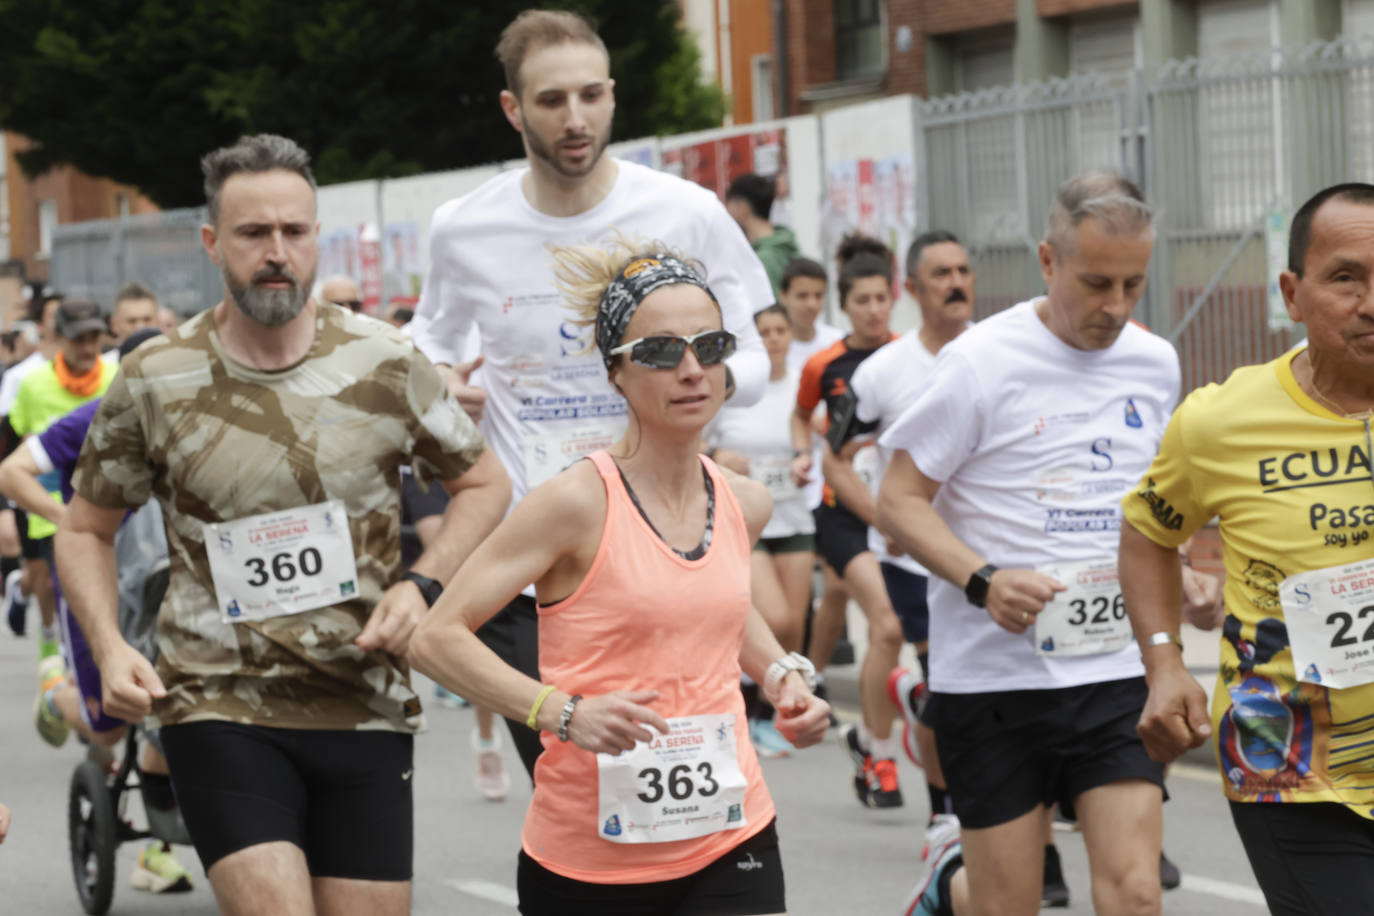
661, 127, 789, 206
383, 221, 422, 302
823, 154, 917, 300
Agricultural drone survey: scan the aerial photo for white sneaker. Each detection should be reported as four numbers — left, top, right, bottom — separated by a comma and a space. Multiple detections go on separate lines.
472, 727, 511, 802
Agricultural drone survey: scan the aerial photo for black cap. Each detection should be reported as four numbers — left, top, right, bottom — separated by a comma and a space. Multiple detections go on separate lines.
55, 299, 106, 339
118, 327, 163, 360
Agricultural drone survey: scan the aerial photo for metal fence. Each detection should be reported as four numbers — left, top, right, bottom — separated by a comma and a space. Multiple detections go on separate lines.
49, 208, 219, 318
921, 36, 1374, 393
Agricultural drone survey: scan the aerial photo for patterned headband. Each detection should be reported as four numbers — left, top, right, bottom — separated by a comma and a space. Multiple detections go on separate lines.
596, 255, 718, 368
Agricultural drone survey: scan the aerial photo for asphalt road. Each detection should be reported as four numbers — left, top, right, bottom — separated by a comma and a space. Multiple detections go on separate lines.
0, 631, 1267, 915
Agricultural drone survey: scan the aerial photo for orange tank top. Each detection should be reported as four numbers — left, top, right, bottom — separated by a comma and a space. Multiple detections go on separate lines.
520, 450, 775, 884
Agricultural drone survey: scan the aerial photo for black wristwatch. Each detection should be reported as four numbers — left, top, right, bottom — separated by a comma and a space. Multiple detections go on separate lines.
400, 571, 443, 608
964, 564, 998, 609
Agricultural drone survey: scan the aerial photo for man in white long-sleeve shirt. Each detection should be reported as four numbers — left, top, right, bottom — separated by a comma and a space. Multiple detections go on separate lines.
408, 8, 772, 776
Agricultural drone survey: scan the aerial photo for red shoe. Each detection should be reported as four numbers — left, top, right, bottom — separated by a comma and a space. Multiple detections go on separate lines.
886, 667, 925, 769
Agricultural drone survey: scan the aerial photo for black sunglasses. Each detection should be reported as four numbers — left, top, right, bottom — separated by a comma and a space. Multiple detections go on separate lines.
608, 329, 736, 369
331, 299, 364, 312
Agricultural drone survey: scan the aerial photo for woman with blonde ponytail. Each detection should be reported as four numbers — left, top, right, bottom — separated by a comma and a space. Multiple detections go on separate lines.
411, 237, 829, 915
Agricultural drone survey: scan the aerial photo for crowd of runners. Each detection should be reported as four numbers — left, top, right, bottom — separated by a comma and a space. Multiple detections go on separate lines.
1, 7, 1371, 916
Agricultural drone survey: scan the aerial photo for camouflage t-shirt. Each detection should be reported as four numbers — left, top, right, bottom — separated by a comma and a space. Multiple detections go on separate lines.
72, 305, 485, 732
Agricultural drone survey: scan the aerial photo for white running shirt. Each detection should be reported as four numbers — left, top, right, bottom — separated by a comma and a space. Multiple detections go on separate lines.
880, 300, 1180, 693
410, 159, 772, 508
850, 329, 941, 576
707, 369, 813, 540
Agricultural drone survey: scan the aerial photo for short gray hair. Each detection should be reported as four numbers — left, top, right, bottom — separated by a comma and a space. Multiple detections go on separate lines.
201, 134, 316, 224
1045, 171, 1153, 256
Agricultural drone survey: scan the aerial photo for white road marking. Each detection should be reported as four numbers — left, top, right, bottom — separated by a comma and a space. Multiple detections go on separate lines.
444, 877, 518, 908
1179, 874, 1268, 906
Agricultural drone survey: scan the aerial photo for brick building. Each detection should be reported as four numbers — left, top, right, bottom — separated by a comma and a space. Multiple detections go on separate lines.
684, 0, 1374, 123
0, 131, 157, 322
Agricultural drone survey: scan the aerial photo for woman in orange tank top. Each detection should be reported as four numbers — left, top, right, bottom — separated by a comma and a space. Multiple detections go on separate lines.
411, 239, 830, 915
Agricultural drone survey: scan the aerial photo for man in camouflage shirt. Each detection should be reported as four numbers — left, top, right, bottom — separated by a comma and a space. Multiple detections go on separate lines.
56, 134, 510, 916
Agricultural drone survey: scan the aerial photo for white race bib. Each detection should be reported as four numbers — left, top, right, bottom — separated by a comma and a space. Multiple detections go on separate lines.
596, 713, 749, 844
749, 453, 799, 503
1034, 557, 1133, 657
203, 500, 360, 624
1281, 557, 1374, 689
523, 423, 622, 490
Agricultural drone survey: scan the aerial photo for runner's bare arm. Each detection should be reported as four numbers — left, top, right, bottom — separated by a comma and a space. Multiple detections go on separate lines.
55, 496, 166, 721
821, 439, 876, 526
0, 444, 64, 526
409, 461, 670, 753
1118, 519, 1212, 762
357, 449, 511, 654
878, 450, 1063, 634
723, 470, 829, 746
432, 358, 488, 423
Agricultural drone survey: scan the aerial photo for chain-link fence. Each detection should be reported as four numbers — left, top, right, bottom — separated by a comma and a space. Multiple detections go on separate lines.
920, 71, 1137, 324
49, 208, 218, 317
921, 36, 1374, 392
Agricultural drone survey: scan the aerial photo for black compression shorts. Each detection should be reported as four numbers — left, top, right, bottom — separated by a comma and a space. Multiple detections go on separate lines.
159, 721, 414, 879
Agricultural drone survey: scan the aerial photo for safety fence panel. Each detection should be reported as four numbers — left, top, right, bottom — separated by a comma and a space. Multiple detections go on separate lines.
919, 73, 1134, 325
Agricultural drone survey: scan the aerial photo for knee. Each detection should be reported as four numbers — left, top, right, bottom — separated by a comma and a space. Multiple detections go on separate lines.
1096, 864, 1160, 916
870, 614, 903, 651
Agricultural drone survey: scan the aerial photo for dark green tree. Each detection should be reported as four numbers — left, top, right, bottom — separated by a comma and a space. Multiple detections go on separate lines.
0, 0, 726, 207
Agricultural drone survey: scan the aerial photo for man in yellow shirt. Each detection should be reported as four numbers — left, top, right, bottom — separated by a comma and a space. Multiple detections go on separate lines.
1120, 182, 1374, 915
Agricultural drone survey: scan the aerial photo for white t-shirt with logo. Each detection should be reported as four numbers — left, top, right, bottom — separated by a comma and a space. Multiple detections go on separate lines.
410, 159, 773, 508
851, 330, 941, 577
706, 370, 813, 540
880, 299, 1180, 693
788, 321, 845, 510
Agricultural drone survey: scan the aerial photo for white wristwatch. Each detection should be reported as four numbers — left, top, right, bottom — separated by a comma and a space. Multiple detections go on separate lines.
763, 652, 817, 705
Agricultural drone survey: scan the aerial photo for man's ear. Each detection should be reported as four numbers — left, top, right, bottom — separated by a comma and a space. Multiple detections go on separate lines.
499, 90, 523, 134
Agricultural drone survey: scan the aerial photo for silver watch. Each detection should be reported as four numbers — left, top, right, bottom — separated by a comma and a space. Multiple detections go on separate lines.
763, 652, 817, 705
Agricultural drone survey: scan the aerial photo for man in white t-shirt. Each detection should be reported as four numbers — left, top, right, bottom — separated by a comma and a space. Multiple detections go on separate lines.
408, 9, 772, 776
878, 173, 1178, 916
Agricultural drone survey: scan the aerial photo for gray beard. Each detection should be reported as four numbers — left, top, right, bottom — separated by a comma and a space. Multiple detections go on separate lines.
224, 266, 310, 327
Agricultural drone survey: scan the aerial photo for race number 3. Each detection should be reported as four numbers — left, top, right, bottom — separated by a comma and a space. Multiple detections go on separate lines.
636, 763, 721, 803
244, 547, 325, 587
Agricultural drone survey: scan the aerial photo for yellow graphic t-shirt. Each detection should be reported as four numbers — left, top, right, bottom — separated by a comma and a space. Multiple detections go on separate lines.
1123, 347, 1374, 817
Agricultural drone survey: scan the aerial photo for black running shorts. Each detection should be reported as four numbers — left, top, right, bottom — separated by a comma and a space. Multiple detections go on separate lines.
1230, 800, 1374, 916
516, 820, 785, 916
812, 504, 869, 577
880, 562, 929, 645
927, 676, 1164, 829
159, 721, 414, 878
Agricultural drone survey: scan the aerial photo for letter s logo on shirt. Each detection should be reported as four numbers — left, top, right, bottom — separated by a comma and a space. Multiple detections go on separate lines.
1090, 437, 1113, 472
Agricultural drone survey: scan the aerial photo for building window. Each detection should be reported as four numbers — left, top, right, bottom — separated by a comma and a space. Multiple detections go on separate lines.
38, 199, 58, 259
752, 54, 775, 122
835, 0, 884, 80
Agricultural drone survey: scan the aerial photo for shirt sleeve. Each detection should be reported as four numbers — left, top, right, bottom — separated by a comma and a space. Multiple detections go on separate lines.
879, 352, 983, 485
8, 376, 35, 437
405, 347, 487, 482
796, 350, 827, 414
410, 203, 475, 368
1121, 396, 1208, 549
25, 435, 54, 476
851, 355, 880, 425
72, 370, 153, 510
35, 405, 93, 478
698, 199, 774, 408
